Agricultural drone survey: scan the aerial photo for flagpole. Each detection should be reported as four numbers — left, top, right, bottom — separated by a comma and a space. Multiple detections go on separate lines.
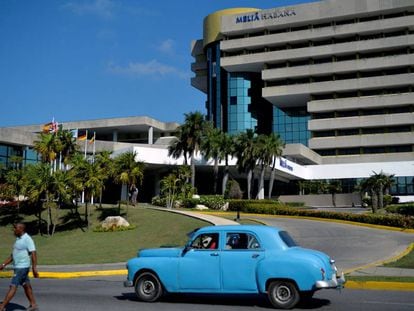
91, 131, 96, 205
82, 130, 88, 204
84, 130, 88, 158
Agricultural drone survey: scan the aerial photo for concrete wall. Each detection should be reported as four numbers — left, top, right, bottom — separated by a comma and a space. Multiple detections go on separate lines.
279, 193, 362, 207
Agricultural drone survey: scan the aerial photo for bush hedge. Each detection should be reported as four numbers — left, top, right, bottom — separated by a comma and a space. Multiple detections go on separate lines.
228, 200, 414, 229
386, 203, 414, 216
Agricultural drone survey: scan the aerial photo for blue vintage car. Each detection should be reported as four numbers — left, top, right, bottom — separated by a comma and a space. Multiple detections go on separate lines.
124, 225, 345, 309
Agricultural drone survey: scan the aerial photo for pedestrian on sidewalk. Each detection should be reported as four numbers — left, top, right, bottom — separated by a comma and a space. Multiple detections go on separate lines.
0, 223, 39, 311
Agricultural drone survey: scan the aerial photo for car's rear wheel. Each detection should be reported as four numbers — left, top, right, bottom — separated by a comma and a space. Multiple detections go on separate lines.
135, 272, 163, 302
267, 280, 300, 309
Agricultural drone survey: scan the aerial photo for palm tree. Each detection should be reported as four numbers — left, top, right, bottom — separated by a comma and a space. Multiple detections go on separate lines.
233, 129, 258, 200
255, 133, 284, 199
94, 151, 114, 207
49, 169, 72, 235
33, 132, 59, 165
23, 163, 54, 234
168, 137, 189, 165
328, 180, 342, 207
168, 112, 207, 189
220, 132, 234, 195
359, 177, 378, 213
201, 125, 223, 194
266, 133, 285, 199
371, 171, 395, 210
57, 129, 78, 170
5, 167, 24, 210
256, 134, 271, 200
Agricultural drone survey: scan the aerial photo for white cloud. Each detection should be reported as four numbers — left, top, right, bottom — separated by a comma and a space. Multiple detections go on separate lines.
63, 0, 115, 19
157, 39, 175, 55
107, 60, 189, 79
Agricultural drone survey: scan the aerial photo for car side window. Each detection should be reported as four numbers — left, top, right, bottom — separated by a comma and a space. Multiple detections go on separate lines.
191, 233, 219, 250
226, 233, 261, 250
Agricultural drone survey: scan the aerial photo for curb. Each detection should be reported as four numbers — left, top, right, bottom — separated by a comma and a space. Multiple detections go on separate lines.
0, 269, 127, 279
346, 281, 414, 291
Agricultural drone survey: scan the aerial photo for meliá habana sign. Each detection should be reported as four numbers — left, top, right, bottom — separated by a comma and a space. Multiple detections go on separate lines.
236, 9, 296, 24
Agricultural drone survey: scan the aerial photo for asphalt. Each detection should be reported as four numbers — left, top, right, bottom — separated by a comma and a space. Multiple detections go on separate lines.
1, 208, 413, 291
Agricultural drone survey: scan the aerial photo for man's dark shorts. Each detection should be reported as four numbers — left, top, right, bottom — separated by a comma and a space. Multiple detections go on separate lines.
11, 268, 30, 287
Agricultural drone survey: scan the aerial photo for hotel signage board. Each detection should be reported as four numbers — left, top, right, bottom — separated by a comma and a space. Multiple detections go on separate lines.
235, 8, 296, 24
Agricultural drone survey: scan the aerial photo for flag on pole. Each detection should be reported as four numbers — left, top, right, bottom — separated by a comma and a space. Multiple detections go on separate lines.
78, 133, 87, 141
70, 129, 78, 138
88, 132, 95, 144
42, 122, 53, 133
42, 118, 58, 133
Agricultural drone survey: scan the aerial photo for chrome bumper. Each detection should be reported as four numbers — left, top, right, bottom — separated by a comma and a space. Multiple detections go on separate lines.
124, 280, 133, 287
315, 272, 346, 289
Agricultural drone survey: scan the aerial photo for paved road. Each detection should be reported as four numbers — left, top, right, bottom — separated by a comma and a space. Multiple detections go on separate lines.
1, 276, 414, 311
248, 216, 414, 271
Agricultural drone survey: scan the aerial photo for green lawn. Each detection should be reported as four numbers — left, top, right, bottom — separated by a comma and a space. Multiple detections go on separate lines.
383, 246, 414, 269
0, 204, 208, 265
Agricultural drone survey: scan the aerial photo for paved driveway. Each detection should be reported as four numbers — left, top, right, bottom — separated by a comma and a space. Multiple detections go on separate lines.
249, 216, 414, 272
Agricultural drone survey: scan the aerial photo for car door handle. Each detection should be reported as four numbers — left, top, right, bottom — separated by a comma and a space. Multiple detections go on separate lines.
252, 254, 260, 259
210, 252, 219, 256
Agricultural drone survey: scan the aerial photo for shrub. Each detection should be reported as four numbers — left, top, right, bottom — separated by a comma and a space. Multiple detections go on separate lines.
224, 180, 243, 199
383, 194, 392, 207
284, 202, 305, 208
227, 200, 414, 229
151, 196, 166, 207
386, 203, 414, 216
180, 198, 199, 209
199, 195, 226, 210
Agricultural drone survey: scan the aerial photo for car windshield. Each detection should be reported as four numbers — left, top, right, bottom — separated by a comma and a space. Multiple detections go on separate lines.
279, 231, 298, 247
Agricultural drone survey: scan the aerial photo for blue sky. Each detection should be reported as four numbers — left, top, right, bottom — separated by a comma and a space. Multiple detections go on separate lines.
0, 0, 316, 127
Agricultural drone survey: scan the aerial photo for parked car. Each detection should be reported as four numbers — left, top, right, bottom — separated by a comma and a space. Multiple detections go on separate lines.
124, 225, 345, 309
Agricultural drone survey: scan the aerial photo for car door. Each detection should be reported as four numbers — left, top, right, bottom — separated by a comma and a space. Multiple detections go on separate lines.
178, 232, 221, 291
220, 231, 263, 292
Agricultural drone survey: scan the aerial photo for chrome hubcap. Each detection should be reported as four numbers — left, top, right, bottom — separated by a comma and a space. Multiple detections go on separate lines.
276, 285, 292, 302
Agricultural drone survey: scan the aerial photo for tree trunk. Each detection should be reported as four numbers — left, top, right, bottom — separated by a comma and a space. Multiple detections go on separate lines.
371, 191, 378, 213
378, 186, 384, 209
247, 170, 252, 200
190, 155, 196, 188
257, 165, 265, 200
222, 166, 229, 195
268, 160, 276, 199
213, 158, 219, 194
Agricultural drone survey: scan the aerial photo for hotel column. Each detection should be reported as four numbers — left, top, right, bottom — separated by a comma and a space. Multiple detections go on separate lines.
148, 126, 153, 145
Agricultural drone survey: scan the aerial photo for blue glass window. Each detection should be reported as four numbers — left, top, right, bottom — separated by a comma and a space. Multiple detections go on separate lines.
273, 107, 310, 146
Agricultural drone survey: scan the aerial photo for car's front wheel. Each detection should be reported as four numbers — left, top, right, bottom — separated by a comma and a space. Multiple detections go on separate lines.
267, 280, 300, 309
135, 272, 163, 302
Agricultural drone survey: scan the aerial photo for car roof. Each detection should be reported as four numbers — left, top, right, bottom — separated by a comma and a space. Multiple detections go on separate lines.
197, 225, 281, 234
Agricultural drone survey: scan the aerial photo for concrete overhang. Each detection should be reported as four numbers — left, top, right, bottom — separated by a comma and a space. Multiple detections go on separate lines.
8, 116, 179, 136
0, 127, 37, 147
282, 143, 322, 165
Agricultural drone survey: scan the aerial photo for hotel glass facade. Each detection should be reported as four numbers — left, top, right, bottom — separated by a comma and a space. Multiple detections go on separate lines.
0, 144, 38, 169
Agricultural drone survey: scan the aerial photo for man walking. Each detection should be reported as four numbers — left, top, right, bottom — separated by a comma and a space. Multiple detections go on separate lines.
0, 223, 39, 311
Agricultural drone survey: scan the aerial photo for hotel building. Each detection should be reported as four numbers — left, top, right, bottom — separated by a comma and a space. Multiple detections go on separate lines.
1, 0, 413, 205
191, 0, 414, 201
